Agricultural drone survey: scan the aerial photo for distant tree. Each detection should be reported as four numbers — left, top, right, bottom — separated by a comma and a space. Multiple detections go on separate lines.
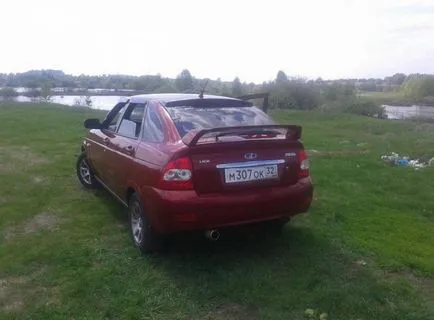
231, 77, 243, 97
61, 80, 77, 88
175, 69, 194, 92
40, 83, 52, 101
323, 82, 355, 101
25, 81, 39, 89
0, 87, 18, 98
275, 70, 289, 86
401, 75, 434, 100
359, 81, 377, 91
153, 83, 179, 93
386, 73, 407, 86
221, 84, 231, 97
0, 73, 6, 87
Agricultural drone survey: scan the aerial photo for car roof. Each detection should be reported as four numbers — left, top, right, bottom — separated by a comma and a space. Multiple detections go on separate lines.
122, 93, 240, 104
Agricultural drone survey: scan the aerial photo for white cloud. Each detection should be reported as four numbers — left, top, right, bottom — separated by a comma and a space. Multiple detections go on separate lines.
1, 0, 433, 81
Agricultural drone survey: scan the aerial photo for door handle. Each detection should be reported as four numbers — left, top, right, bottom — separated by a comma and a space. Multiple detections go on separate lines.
123, 145, 135, 155
103, 138, 110, 145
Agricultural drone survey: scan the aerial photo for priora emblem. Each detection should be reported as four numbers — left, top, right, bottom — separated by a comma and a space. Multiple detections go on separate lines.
244, 152, 258, 160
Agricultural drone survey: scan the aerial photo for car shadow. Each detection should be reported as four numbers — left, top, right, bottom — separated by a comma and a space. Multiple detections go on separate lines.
142, 225, 381, 319
92, 188, 128, 223
87, 191, 403, 319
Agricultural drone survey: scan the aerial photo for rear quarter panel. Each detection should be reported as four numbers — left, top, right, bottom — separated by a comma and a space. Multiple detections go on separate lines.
124, 101, 185, 202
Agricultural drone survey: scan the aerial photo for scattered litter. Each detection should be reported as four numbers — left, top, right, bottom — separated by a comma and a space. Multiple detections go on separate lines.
355, 259, 367, 266
319, 314, 328, 320
304, 309, 315, 317
357, 142, 367, 147
304, 308, 328, 320
381, 152, 432, 169
308, 149, 319, 153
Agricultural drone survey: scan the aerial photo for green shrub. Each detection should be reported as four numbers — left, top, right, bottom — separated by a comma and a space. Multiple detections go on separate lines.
320, 98, 386, 118
23, 89, 42, 97
269, 82, 320, 110
401, 75, 434, 100
0, 87, 18, 98
344, 98, 386, 118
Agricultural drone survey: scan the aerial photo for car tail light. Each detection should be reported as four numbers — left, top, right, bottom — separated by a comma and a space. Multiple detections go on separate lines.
297, 150, 310, 178
158, 157, 193, 190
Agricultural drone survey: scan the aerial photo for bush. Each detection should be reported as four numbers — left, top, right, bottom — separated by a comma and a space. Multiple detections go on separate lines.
269, 81, 320, 110
0, 87, 18, 98
23, 89, 42, 98
320, 98, 386, 118
420, 96, 434, 106
401, 75, 434, 100
344, 98, 386, 118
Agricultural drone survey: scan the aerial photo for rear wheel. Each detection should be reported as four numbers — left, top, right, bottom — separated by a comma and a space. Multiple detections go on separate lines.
128, 193, 163, 254
76, 153, 100, 189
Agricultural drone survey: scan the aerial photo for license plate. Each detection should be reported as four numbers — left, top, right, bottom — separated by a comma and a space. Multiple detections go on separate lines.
224, 165, 278, 183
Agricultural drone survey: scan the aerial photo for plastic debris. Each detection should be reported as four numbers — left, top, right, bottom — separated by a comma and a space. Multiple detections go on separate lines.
355, 259, 367, 266
319, 313, 328, 320
381, 152, 431, 169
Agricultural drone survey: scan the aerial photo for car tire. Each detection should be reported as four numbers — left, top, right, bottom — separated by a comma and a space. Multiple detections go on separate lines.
76, 152, 100, 189
128, 193, 163, 254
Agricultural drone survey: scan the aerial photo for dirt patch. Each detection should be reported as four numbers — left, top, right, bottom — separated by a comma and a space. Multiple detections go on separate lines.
23, 212, 60, 234
2, 212, 62, 243
0, 269, 59, 313
0, 146, 49, 173
350, 257, 434, 300
383, 270, 434, 297
202, 303, 258, 320
31, 176, 47, 184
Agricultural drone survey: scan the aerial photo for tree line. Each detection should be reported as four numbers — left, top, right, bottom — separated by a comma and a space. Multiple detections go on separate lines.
1, 69, 434, 113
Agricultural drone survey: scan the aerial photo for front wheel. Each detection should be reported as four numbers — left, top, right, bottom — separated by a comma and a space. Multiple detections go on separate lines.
76, 152, 100, 189
128, 193, 163, 254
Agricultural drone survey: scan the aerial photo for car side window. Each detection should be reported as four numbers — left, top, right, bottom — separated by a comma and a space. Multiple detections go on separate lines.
142, 107, 164, 143
117, 103, 146, 139
107, 103, 128, 132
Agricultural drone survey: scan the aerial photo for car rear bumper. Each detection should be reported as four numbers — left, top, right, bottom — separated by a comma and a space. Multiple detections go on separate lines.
141, 178, 313, 234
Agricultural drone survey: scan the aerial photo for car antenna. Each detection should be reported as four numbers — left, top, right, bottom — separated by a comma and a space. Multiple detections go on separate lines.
199, 79, 209, 99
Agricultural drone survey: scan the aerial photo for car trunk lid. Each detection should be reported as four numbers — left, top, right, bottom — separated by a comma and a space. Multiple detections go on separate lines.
182, 125, 304, 194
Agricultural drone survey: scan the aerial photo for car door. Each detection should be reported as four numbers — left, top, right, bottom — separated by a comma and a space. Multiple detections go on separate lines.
86, 101, 128, 183
103, 102, 147, 198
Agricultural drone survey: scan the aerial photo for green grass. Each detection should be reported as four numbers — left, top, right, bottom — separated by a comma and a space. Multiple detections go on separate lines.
1, 102, 434, 319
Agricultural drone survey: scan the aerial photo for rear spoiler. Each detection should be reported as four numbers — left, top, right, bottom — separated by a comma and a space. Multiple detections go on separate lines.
182, 125, 302, 147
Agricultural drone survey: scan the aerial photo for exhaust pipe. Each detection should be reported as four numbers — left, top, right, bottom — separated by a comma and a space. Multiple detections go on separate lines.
205, 229, 220, 241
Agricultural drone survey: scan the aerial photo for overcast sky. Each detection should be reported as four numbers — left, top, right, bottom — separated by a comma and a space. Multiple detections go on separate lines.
1, 0, 434, 82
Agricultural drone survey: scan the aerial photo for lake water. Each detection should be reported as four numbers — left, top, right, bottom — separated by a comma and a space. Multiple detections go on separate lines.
382, 105, 434, 120
3, 95, 434, 120
13, 95, 120, 110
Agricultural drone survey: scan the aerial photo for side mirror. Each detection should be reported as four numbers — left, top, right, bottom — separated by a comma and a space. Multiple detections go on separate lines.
84, 118, 102, 129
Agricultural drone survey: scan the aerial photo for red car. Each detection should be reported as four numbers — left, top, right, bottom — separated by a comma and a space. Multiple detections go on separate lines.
76, 94, 313, 253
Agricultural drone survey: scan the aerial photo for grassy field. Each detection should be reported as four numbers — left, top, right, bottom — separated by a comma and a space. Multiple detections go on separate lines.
1, 102, 434, 320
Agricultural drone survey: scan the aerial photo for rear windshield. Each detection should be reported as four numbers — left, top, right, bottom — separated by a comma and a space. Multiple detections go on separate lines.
164, 105, 275, 137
